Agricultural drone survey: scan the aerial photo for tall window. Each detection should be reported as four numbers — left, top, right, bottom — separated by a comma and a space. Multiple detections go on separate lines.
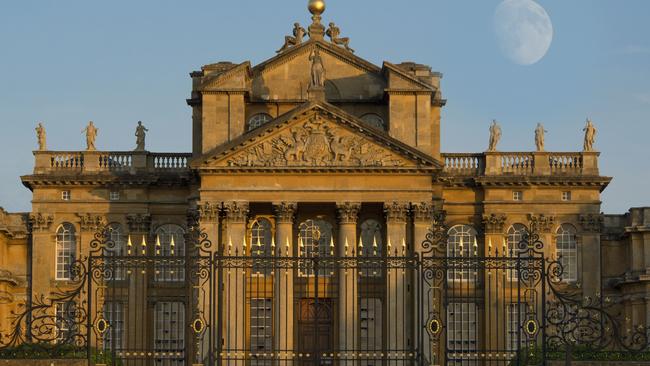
56, 223, 77, 280
447, 225, 477, 281
155, 224, 185, 282
55, 301, 78, 343
360, 114, 386, 130
359, 219, 383, 277
556, 224, 578, 282
506, 303, 527, 351
298, 219, 333, 276
154, 302, 185, 366
506, 224, 528, 280
250, 298, 273, 366
360, 298, 382, 353
248, 113, 273, 131
103, 301, 124, 352
250, 218, 273, 276
106, 224, 126, 280
447, 302, 478, 366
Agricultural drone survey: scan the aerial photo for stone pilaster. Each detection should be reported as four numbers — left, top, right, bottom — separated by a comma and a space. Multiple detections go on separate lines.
384, 202, 409, 365
222, 201, 249, 366
273, 202, 296, 362
197, 202, 220, 255
336, 202, 360, 363
578, 214, 602, 296
482, 213, 507, 354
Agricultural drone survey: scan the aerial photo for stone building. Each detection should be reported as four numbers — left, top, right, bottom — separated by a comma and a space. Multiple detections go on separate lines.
1, 1, 649, 365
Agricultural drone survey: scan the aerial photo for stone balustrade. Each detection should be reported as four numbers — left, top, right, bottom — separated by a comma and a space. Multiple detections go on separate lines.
442, 151, 600, 176
33, 151, 192, 174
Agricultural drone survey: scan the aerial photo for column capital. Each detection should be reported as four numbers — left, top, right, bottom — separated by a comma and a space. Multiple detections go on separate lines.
77, 213, 105, 232
384, 202, 410, 224
126, 214, 151, 233
482, 213, 507, 234
273, 202, 297, 224
198, 201, 221, 223
528, 214, 556, 233
223, 201, 249, 223
336, 202, 361, 225
29, 213, 54, 232
411, 202, 435, 223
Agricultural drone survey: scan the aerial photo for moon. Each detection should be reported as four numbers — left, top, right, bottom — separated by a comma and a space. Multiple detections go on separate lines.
494, 0, 553, 65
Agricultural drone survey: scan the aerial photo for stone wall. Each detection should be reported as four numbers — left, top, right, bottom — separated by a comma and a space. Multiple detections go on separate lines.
549, 362, 650, 366
0, 360, 87, 366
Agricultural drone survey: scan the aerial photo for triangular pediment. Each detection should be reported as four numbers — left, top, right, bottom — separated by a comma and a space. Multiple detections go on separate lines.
193, 101, 441, 171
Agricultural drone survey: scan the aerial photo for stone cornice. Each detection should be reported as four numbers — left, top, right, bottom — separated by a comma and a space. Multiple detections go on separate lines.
437, 175, 612, 190
336, 202, 361, 225
384, 202, 409, 223
273, 202, 297, 224
223, 201, 249, 223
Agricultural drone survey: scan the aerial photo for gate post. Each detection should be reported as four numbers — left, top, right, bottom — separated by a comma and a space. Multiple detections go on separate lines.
273, 202, 296, 366
337, 202, 360, 366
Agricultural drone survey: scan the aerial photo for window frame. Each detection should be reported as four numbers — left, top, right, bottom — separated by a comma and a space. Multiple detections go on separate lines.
555, 224, 578, 282
247, 113, 273, 131
512, 191, 523, 201
61, 190, 71, 201
446, 225, 478, 282
55, 223, 77, 281
154, 224, 186, 282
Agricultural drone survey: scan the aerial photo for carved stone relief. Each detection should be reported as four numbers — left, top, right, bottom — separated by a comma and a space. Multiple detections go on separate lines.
579, 214, 603, 233
77, 213, 104, 232
126, 214, 152, 233
482, 214, 507, 233
412, 202, 435, 223
198, 202, 220, 223
226, 115, 407, 168
528, 214, 556, 233
29, 213, 53, 232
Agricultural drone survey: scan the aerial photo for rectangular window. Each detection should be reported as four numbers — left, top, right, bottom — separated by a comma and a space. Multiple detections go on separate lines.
55, 301, 77, 343
154, 302, 185, 366
360, 298, 383, 354
447, 303, 478, 366
561, 191, 572, 201
506, 303, 527, 351
109, 191, 120, 201
512, 191, 523, 201
103, 301, 124, 352
61, 190, 71, 201
250, 298, 273, 366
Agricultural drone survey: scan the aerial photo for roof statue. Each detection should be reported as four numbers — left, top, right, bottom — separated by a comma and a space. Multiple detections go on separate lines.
277, 23, 307, 53
487, 119, 501, 152
135, 121, 149, 152
308, 48, 326, 101
535, 123, 547, 152
326, 22, 354, 53
35, 122, 46, 151
583, 118, 597, 152
307, 0, 326, 40
83, 121, 98, 151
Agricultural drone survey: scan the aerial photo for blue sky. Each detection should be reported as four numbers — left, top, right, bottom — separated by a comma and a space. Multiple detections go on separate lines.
0, 0, 648, 213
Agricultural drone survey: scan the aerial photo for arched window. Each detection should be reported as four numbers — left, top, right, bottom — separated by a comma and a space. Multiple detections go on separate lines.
56, 223, 77, 280
247, 113, 273, 131
298, 219, 333, 276
155, 224, 185, 282
360, 114, 386, 130
506, 224, 528, 280
359, 219, 383, 277
105, 223, 126, 280
250, 217, 273, 276
447, 225, 477, 281
556, 224, 578, 282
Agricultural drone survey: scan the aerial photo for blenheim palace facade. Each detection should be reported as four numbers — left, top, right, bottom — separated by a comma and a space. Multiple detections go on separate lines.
1, 2, 649, 366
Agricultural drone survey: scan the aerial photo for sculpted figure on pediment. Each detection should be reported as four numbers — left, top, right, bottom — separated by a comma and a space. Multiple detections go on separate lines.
226, 116, 406, 168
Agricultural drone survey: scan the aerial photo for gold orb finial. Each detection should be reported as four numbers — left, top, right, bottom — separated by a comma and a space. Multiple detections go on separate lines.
308, 0, 326, 16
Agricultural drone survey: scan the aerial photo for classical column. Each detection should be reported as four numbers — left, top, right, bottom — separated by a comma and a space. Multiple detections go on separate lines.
223, 201, 249, 366
578, 214, 603, 297
481, 214, 508, 358
125, 213, 151, 356
273, 202, 297, 365
337, 202, 361, 363
384, 202, 409, 366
